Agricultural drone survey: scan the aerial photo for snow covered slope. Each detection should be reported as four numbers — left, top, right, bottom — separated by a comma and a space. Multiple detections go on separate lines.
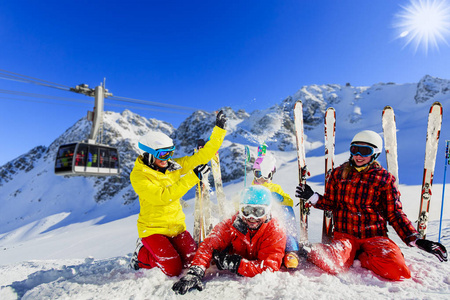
0, 154, 449, 299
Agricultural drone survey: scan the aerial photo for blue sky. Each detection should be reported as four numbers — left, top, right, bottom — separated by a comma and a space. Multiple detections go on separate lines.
1, 0, 450, 166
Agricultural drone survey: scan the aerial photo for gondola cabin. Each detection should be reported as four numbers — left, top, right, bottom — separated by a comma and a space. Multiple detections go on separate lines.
55, 142, 120, 176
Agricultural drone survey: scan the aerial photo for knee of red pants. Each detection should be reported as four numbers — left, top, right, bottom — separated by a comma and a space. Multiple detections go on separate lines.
359, 252, 411, 280
358, 237, 411, 281
138, 235, 183, 277
309, 238, 355, 274
171, 231, 198, 267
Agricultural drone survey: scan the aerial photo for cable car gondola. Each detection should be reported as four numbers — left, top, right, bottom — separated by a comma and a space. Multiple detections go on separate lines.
55, 142, 120, 176
54, 84, 120, 176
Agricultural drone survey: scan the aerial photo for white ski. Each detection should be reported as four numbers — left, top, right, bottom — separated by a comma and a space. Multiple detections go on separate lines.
210, 151, 226, 221
382, 106, 400, 187
322, 107, 335, 244
417, 101, 443, 238
193, 140, 213, 243
294, 100, 309, 243
200, 170, 213, 238
193, 178, 203, 244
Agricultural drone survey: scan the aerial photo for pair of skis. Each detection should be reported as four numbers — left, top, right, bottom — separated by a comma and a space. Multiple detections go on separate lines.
294, 101, 335, 244
193, 141, 227, 245
382, 103, 443, 238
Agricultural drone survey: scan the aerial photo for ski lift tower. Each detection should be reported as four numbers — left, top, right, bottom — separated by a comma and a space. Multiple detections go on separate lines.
71, 83, 112, 144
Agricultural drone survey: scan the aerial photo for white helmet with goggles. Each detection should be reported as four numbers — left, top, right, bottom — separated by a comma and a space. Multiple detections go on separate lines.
252, 154, 276, 180
138, 131, 175, 161
350, 130, 383, 160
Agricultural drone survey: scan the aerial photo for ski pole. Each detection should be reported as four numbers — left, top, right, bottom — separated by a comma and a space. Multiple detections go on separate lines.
438, 140, 450, 243
244, 146, 250, 187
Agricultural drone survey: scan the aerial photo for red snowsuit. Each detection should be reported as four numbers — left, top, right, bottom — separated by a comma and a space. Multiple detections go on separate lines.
191, 214, 286, 277
311, 161, 419, 281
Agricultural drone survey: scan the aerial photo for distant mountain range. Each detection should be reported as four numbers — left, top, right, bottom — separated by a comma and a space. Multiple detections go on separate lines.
1, 75, 449, 235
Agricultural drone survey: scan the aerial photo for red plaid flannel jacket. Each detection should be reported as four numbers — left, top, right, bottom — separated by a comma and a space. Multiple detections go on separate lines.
316, 161, 419, 245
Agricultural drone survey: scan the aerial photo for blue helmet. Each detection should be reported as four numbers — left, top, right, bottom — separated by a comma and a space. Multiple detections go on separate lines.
240, 186, 272, 206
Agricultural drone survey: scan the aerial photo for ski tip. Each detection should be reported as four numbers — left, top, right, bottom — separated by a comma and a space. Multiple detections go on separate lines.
295, 100, 302, 106
430, 101, 443, 114
382, 106, 395, 119
326, 107, 335, 112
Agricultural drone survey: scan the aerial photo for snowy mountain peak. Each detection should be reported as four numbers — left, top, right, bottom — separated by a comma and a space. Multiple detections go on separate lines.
415, 75, 450, 104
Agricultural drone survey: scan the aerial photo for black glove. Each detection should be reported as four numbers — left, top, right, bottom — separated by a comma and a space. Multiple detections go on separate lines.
197, 139, 206, 149
213, 249, 242, 274
298, 242, 312, 259
172, 266, 205, 295
194, 164, 210, 180
415, 239, 448, 262
295, 184, 314, 200
215, 110, 227, 129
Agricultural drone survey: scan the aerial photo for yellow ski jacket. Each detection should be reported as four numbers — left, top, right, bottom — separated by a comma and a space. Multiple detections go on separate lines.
253, 181, 294, 207
130, 126, 226, 238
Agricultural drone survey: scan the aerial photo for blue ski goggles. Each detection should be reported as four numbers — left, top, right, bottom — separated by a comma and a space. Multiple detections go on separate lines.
254, 170, 267, 179
152, 147, 175, 161
350, 144, 376, 157
253, 170, 273, 180
139, 143, 175, 161
239, 204, 270, 219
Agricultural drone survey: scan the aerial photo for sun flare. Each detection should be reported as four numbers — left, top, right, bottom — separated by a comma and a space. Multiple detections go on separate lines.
393, 0, 450, 54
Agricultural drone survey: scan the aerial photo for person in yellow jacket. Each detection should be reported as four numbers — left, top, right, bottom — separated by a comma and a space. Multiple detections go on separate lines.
129, 111, 227, 277
251, 152, 300, 269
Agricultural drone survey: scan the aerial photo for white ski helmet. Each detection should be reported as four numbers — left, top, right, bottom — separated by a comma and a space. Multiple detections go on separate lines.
351, 130, 383, 152
252, 154, 276, 179
138, 131, 174, 154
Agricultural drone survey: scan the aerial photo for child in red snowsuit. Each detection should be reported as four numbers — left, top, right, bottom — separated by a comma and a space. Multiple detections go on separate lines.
295, 130, 447, 281
172, 186, 287, 295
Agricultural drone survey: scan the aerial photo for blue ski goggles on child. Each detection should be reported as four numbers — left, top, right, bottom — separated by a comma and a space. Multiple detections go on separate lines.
152, 146, 175, 161
239, 204, 270, 219
139, 143, 175, 161
253, 170, 272, 180
253, 170, 265, 179
350, 144, 377, 157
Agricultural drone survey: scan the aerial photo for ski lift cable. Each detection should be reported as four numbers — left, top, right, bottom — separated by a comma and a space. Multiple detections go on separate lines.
0, 73, 70, 92
0, 69, 71, 90
0, 88, 91, 103
0, 89, 190, 114
0, 96, 188, 115
105, 102, 190, 115
0, 69, 200, 112
0, 96, 91, 107
107, 95, 198, 111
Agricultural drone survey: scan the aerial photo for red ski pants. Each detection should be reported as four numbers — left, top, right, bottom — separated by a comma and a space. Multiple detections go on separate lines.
308, 232, 411, 281
137, 231, 197, 277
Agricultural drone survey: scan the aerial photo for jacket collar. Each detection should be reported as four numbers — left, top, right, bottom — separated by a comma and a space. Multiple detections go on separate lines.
232, 217, 248, 235
166, 160, 182, 172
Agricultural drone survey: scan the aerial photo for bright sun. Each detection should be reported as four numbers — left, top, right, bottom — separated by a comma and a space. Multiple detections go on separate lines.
393, 0, 450, 54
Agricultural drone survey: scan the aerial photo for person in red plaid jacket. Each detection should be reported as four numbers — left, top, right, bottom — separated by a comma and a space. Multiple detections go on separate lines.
295, 130, 447, 281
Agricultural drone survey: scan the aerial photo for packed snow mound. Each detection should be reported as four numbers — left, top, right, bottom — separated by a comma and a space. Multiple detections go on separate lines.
0, 221, 449, 300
